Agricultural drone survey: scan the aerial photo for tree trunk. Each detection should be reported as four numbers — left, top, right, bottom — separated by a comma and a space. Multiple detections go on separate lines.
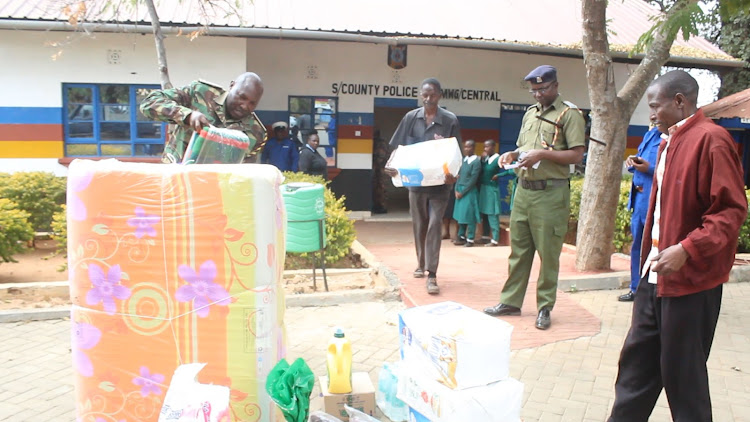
144, 0, 172, 89
576, 0, 683, 270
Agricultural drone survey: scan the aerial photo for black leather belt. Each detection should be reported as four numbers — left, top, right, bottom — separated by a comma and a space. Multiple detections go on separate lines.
520, 178, 568, 190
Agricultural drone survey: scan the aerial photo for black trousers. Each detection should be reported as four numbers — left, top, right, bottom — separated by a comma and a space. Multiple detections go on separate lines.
608, 280, 723, 422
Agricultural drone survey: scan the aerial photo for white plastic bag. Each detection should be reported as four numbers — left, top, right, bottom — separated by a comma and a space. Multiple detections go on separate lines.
158, 363, 230, 422
344, 404, 382, 422
387, 138, 462, 187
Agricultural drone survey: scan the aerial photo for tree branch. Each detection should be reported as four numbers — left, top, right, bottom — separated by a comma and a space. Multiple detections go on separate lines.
618, 0, 690, 116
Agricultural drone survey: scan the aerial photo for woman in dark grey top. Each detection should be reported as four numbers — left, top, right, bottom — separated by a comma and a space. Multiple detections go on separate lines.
298, 132, 328, 180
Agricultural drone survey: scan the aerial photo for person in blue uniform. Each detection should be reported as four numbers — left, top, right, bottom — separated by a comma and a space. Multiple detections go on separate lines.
618, 125, 661, 301
261, 121, 299, 172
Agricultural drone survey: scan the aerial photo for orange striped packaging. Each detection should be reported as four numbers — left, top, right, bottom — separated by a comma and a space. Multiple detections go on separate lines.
67, 160, 287, 422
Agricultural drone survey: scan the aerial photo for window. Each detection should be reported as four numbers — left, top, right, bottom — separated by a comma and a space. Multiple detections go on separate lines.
288, 96, 337, 166
63, 83, 165, 157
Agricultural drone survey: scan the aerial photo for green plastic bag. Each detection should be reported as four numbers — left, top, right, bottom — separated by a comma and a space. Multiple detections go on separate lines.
265, 358, 315, 422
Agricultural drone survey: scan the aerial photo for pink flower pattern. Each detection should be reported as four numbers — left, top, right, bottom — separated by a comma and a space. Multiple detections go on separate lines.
86, 263, 132, 315
126, 206, 160, 238
132, 366, 165, 397
68, 171, 93, 221
175, 260, 231, 318
72, 321, 101, 377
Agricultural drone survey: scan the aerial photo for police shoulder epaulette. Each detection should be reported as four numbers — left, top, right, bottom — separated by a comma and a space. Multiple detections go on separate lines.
198, 79, 224, 90
562, 100, 579, 109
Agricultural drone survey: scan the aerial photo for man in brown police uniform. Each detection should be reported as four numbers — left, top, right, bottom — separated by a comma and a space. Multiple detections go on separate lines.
484, 65, 585, 330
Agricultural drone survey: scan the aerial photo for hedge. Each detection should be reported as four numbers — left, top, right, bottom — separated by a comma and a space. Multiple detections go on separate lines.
569, 175, 633, 254
0, 172, 66, 232
0, 198, 34, 264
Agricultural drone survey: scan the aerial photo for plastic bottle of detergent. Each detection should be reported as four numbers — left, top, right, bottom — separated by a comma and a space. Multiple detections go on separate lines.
326, 327, 352, 394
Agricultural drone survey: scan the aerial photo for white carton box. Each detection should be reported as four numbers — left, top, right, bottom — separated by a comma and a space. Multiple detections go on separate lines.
387, 137, 462, 187
397, 366, 523, 422
398, 301, 513, 389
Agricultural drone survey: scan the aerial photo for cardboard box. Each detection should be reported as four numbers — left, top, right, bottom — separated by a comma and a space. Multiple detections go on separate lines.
398, 366, 523, 422
399, 301, 513, 389
320, 372, 376, 421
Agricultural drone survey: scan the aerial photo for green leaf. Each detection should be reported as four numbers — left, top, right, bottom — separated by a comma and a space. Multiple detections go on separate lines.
99, 381, 115, 392
92, 224, 110, 235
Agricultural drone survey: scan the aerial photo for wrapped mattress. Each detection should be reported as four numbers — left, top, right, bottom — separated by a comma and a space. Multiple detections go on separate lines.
67, 159, 287, 422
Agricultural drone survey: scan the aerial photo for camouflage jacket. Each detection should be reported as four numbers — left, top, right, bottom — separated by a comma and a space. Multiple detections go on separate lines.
140, 80, 266, 163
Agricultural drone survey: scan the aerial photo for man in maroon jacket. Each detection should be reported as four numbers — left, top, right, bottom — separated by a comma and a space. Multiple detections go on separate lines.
608, 70, 747, 421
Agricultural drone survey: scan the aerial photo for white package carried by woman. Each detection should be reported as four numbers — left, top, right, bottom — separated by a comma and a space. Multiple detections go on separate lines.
386, 137, 462, 187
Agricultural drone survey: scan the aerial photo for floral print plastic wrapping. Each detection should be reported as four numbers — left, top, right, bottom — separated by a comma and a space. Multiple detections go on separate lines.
67, 159, 288, 422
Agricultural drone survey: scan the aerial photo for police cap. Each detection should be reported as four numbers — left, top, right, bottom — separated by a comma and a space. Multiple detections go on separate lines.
524, 65, 557, 84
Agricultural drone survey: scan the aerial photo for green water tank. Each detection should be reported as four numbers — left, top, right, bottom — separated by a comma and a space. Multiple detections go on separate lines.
281, 182, 326, 253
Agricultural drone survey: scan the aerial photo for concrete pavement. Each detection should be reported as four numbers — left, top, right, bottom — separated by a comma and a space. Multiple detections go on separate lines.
2, 216, 750, 421
2, 286, 750, 421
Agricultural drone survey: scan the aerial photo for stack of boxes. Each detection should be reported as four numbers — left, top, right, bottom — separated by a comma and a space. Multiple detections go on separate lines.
397, 301, 524, 422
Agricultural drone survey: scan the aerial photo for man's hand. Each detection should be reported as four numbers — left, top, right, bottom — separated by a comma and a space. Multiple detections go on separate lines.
187, 111, 211, 132
650, 243, 689, 276
434, 134, 445, 140
499, 151, 518, 166
518, 149, 545, 168
455, 191, 463, 199
444, 173, 457, 184
384, 167, 398, 178
491, 174, 499, 181
626, 155, 650, 173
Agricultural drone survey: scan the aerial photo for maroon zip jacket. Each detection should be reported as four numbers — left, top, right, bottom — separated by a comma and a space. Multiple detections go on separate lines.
640, 109, 748, 297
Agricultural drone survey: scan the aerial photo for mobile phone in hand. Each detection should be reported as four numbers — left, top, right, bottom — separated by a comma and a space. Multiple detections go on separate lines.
628, 155, 643, 164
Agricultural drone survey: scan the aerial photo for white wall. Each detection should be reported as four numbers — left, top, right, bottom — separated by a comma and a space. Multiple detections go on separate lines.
0, 29, 654, 121
245, 38, 652, 124
0, 30, 247, 107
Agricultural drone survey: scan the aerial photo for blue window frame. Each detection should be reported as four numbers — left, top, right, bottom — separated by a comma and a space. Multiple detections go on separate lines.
288, 96, 338, 166
63, 83, 165, 157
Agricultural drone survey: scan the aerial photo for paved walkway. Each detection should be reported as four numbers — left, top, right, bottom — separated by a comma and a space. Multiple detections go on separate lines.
1, 218, 749, 421
2, 287, 750, 421
356, 220, 630, 350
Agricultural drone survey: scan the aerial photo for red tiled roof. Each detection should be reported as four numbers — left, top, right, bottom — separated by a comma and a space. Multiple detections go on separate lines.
0, 0, 733, 60
703, 88, 750, 119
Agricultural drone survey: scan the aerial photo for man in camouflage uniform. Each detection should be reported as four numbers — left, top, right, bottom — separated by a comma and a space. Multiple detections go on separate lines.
140, 72, 266, 163
484, 65, 585, 330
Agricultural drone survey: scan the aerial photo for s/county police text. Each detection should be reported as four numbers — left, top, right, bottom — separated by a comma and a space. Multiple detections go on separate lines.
331, 82, 500, 102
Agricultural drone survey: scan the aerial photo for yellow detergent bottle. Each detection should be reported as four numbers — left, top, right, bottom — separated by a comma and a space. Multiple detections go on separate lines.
326, 327, 352, 394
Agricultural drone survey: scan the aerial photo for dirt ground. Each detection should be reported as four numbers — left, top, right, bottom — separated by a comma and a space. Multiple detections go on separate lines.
0, 240, 67, 284
0, 241, 376, 311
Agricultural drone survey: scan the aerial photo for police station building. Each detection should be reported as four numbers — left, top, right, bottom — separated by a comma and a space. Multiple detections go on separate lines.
0, 0, 741, 213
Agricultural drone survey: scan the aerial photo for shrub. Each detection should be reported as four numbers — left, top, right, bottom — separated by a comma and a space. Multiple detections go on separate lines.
738, 190, 750, 253
0, 198, 34, 263
569, 175, 633, 253
51, 205, 68, 256
281, 171, 356, 265
0, 172, 66, 232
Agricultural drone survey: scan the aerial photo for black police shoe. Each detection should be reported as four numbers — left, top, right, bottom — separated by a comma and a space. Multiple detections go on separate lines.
483, 303, 521, 316
535, 307, 551, 330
